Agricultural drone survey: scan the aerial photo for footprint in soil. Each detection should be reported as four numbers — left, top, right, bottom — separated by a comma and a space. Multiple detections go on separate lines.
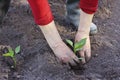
85, 73, 107, 80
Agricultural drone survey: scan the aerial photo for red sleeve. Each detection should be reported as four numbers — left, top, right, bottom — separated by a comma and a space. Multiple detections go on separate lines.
80, 0, 98, 14
28, 0, 54, 25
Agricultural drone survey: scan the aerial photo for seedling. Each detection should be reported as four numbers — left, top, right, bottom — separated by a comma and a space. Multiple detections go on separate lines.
66, 38, 87, 59
2, 45, 21, 68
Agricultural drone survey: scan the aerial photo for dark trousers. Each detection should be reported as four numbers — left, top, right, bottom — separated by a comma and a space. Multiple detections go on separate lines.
0, 0, 10, 24
66, 0, 81, 27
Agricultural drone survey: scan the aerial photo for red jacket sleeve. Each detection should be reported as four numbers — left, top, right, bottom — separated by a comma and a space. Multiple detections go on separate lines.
80, 0, 98, 14
28, 0, 54, 25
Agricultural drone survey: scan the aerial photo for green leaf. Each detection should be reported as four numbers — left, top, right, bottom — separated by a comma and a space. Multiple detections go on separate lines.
8, 48, 14, 57
75, 48, 82, 52
78, 57, 84, 60
3, 53, 11, 57
15, 45, 20, 54
66, 39, 73, 47
74, 38, 87, 50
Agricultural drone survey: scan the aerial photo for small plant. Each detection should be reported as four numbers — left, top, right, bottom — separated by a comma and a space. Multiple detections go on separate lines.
66, 38, 87, 59
2, 45, 21, 68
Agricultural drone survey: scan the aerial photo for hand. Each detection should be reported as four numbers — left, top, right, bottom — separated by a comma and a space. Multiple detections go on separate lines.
39, 21, 79, 66
75, 32, 91, 64
52, 41, 80, 66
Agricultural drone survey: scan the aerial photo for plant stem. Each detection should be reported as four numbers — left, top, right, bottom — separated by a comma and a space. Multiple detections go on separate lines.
12, 57, 16, 68
73, 47, 76, 53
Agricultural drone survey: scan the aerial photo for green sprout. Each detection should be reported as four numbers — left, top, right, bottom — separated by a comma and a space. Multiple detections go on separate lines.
66, 38, 87, 59
2, 45, 21, 68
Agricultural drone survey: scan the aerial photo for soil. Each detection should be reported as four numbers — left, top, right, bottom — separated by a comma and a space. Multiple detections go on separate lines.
0, 0, 120, 80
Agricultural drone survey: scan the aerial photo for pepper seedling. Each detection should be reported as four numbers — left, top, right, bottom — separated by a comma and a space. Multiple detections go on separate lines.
2, 45, 21, 68
66, 38, 87, 59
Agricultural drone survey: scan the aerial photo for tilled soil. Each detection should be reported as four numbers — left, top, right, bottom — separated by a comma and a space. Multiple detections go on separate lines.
0, 0, 120, 80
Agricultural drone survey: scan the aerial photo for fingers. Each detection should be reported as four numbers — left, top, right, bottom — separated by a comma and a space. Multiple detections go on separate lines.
85, 49, 91, 62
62, 49, 80, 65
60, 56, 79, 67
71, 54, 80, 64
66, 54, 79, 66
69, 59, 78, 66
60, 56, 70, 64
60, 54, 79, 66
79, 49, 91, 64
79, 50, 86, 64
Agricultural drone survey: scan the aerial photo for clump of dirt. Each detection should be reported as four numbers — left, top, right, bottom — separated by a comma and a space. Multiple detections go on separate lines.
0, 46, 10, 80
0, 0, 120, 80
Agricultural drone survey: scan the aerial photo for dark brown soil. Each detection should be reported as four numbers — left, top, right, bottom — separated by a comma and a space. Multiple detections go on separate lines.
0, 0, 120, 80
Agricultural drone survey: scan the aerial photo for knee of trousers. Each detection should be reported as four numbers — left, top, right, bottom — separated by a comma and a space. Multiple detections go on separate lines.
65, 0, 81, 27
